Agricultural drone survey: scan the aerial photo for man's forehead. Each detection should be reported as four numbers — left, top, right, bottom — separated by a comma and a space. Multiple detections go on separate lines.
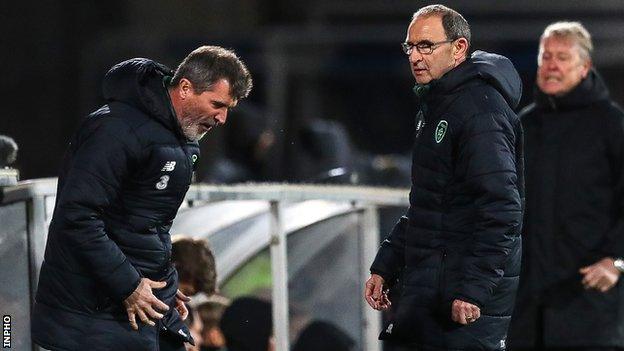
540, 35, 577, 47
407, 15, 445, 41
540, 36, 579, 52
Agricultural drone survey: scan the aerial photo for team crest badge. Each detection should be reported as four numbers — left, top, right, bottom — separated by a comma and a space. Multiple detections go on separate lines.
435, 120, 448, 143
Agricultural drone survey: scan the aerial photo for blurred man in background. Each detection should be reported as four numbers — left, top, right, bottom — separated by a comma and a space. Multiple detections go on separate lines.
196, 296, 230, 351
31, 46, 252, 351
0, 135, 18, 169
365, 4, 524, 350
220, 296, 274, 351
172, 236, 218, 297
0, 134, 19, 186
292, 320, 355, 351
184, 304, 204, 351
508, 22, 624, 351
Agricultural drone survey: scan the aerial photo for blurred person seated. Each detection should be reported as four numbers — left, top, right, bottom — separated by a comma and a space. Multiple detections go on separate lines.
220, 296, 274, 351
0, 135, 18, 169
292, 320, 355, 351
172, 236, 217, 296
200, 101, 275, 183
0, 134, 19, 186
294, 118, 355, 183
196, 295, 230, 351
183, 304, 204, 351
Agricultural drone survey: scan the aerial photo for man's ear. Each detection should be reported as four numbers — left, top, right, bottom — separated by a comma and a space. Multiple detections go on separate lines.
581, 59, 592, 79
454, 38, 469, 61
178, 78, 195, 99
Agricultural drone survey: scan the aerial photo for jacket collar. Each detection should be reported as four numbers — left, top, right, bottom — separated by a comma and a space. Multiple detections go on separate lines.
534, 69, 610, 112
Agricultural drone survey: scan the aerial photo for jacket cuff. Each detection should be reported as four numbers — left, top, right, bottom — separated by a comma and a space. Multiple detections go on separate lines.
602, 238, 624, 259
370, 268, 390, 281
453, 285, 487, 309
104, 259, 142, 301
453, 294, 484, 310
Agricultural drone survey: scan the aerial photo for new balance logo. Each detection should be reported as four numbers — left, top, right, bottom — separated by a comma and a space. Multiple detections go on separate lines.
161, 161, 176, 172
385, 323, 393, 334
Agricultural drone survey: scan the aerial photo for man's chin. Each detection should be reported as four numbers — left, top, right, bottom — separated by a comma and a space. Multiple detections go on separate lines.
414, 75, 432, 85
194, 132, 207, 141
181, 125, 208, 141
186, 132, 206, 142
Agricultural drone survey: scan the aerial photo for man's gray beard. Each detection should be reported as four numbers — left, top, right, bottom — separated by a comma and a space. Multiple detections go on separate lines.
181, 123, 206, 141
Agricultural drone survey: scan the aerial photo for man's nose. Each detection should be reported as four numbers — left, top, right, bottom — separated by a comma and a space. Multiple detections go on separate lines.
215, 109, 228, 125
547, 59, 559, 70
409, 49, 423, 63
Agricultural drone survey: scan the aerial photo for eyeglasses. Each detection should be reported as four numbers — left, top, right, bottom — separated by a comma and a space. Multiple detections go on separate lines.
401, 39, 455, 55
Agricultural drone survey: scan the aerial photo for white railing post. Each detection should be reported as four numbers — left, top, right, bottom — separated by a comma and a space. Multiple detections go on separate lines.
358, 204, 382, 351
269, 200, 290, 350
27, 195, 47, 304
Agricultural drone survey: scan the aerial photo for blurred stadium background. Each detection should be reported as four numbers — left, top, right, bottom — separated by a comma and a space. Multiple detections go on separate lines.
2, 1, 624, 350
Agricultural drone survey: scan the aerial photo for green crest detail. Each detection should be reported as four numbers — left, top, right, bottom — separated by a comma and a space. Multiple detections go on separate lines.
191, 154, 198, 163
435, 120, 448, 143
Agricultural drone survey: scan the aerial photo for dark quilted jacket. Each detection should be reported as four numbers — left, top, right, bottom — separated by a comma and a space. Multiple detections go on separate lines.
509, 70, 624, 348
371, 51, 524, 350
31, 58, 199, 350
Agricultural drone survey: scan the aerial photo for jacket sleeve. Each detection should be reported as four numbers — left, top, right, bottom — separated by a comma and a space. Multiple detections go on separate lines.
601, 108, 624, 257
370, 214, 408, 283
54, 117, 141, 302
453, 112, 523, 308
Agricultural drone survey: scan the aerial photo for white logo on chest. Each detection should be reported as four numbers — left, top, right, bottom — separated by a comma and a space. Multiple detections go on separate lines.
161, 161, 176, 172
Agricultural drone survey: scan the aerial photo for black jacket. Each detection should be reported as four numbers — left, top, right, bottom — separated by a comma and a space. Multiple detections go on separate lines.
371, 51, 524, 350
31, 58, 199, 350
508, 70, 624, 348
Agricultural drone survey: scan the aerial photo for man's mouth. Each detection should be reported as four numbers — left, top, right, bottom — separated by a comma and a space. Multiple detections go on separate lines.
200, 122, 215, 132
544, 76, 561, 83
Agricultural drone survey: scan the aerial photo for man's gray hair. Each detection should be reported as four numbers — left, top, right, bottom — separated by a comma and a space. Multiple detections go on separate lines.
413, 4, 471, 57
171, 45, 253, 101
541, 21, 593, 61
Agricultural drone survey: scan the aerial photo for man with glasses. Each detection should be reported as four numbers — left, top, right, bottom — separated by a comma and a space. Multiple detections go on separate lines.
364, 4, 524, 350
508, 22, 624, 351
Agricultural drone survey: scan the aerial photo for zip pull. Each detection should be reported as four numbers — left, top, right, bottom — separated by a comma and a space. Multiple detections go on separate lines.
547, 96, 557, 111
415, 110, 426, 138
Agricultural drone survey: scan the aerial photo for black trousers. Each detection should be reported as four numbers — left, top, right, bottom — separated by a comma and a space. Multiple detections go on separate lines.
512, 349, 623, 351
40, 333, 185, 351
159, 330, 186, 351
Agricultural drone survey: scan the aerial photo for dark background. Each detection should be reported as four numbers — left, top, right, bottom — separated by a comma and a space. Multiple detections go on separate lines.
3, 0, 624, 180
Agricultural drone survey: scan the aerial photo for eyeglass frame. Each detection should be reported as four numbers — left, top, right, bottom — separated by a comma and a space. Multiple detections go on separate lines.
401, 39, 455, 55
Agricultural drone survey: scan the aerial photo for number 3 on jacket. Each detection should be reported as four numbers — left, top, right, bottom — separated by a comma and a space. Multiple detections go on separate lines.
156, 175, 170, 190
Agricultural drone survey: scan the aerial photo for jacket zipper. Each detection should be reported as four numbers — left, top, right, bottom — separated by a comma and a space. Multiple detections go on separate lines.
548, 96, 558, 111
439, 249, 447, 295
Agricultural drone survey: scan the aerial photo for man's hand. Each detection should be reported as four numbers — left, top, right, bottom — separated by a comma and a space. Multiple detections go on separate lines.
580, 257, 620, 292
451, 299, 480, 325
175, 289, 191, 321
364, 274, 391, 311
123, 278, 170, 330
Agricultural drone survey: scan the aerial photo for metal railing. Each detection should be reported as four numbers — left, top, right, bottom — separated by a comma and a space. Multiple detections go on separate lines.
0, 179, 409, 351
